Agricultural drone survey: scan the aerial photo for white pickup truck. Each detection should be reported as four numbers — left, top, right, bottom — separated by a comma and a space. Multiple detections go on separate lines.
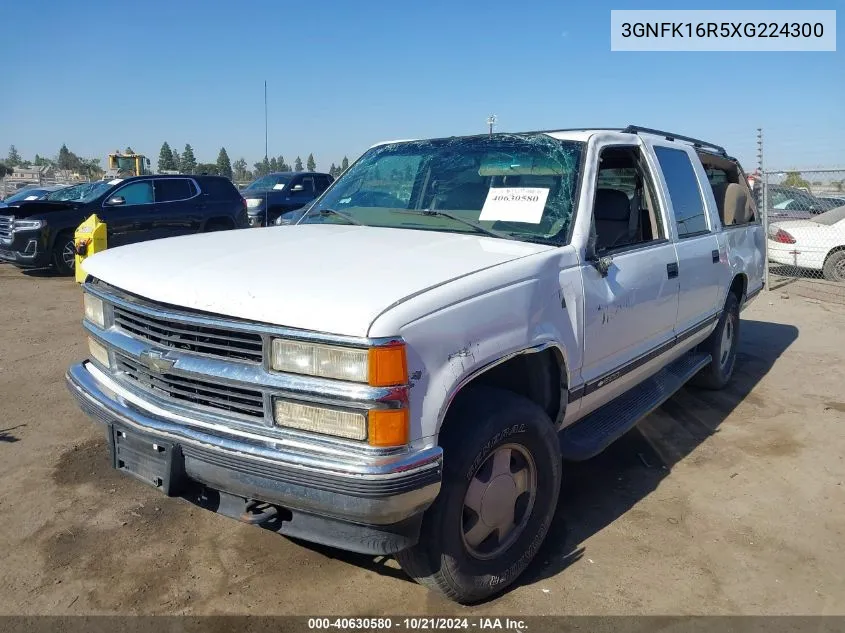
67, 126, 764, 603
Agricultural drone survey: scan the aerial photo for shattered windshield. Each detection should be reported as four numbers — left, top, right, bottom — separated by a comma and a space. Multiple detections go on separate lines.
300, 134, 584, 245
246, 174, 290, 191
46, 181, 112, 203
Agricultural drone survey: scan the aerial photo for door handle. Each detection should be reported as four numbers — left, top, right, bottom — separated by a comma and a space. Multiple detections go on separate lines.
712, 249, 720, 263
667, 262, 679, 279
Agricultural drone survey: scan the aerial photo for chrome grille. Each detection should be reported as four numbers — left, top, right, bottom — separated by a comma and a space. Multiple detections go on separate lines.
0, 216, 12, 242
113, 304, 264, 363
115, 354, 265, 420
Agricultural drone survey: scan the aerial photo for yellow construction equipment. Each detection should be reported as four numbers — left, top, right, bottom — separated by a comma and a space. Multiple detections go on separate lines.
105, 151, 152, 178
74, 214, 107, 283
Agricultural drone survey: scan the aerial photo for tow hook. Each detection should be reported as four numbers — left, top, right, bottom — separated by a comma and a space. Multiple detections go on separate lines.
240, 500, 279, 525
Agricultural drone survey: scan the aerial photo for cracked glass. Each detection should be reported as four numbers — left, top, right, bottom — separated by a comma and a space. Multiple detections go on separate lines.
300, 134, 584, 246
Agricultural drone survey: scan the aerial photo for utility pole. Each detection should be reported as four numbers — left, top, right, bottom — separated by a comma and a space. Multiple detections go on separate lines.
264, 80, 269, 163
487, 114, 497, 137
757, 127, 770, 291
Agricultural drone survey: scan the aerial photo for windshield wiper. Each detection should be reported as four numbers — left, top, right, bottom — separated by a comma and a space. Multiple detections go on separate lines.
391, 209, 516, 241
305, 208, 364, 225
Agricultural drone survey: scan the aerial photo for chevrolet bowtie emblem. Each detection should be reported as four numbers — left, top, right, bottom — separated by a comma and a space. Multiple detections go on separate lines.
139, 350, 175, 373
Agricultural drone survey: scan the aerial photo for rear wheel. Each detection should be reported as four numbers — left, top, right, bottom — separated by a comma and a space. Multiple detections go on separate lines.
691, 291, 740, 390
51, 232, 75, 276
396, 386, 561, 603
822, 251, 845, 282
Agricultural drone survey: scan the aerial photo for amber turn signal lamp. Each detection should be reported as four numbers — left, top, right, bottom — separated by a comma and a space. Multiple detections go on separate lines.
368, 344, 408, 387
368, 409, 410, 447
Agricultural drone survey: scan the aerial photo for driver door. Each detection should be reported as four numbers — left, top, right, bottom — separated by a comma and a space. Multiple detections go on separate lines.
578, 144, 680, 415
100, 180, 156, 247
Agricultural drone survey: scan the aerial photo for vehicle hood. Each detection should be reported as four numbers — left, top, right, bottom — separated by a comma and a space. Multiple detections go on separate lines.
0, 200, 79, 217
82, 224, 553, 337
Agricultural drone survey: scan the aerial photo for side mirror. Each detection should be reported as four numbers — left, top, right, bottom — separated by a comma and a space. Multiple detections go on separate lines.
290, 184, 304, 192
105, 196, 125, 206
585, 231, 613, 277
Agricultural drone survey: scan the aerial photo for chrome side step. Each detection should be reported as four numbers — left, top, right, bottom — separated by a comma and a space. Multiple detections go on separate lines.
559, 352, 712, 461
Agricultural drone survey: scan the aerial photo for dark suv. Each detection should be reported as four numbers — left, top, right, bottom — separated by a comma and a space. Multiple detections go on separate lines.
241, 171, 333, 227
0, 175, 248, 275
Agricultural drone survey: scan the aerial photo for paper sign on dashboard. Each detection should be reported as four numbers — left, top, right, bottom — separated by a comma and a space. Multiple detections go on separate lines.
478, 187, 549, 224
273, 184, 285, 190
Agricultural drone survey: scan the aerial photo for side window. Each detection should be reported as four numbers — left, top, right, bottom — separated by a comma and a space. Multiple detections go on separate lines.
316, 175, 331, 192
154, 178, 194, 203
592, 146, 664, 252
298, 176, 315, 194
654, 147, 708, 237
114, 181, 153, 206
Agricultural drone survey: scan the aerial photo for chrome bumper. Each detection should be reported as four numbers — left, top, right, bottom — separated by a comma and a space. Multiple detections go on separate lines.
66, 361, 443, 527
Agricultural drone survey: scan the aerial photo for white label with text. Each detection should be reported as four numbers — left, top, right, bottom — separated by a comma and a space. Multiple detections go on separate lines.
479, 187, 549, 224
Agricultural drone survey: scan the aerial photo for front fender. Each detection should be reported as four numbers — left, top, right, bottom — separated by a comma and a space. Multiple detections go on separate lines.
371, 248, 584, 442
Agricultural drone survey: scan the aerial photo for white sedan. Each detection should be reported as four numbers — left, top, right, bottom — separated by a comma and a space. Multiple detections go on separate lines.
768, 205, 845, 281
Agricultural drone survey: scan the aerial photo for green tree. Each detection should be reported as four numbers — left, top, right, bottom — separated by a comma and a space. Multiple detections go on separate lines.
158, 142, 175, 171
6, 145, 22, 167
181, 144, 197, 174
269, 157, 278, 172
306, 153, 316, 171
216, 147, 233, 180
171, 148, 180, 172
253, 156, 271, 177
79, 157, 103, 180
341, 156, 349, 172
0, 162, 13, 178
232, 158, 248, 181
329, 162, 337, 177
277, 155, 290, 171
294, 156, 303, 171
195, 163, 220, 175
57, 144, 77, 170
782, 171, 810, 189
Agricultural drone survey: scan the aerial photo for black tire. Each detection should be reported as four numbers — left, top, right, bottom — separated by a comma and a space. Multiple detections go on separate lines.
396, 386, 561, 603
691, 291, 740, 390
204, 220, 232, 232
822, 251, 845, 283
51, 232, 76, 276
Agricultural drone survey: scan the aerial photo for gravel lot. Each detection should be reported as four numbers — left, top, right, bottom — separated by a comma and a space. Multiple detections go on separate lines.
0, 264, 843, 615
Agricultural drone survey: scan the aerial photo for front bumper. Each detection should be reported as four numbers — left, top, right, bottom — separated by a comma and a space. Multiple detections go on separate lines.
0, 235, 48, 268
66, 361, 443, 553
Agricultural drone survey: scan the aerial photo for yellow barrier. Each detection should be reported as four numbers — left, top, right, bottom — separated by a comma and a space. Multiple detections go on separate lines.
74, 214, 107, 283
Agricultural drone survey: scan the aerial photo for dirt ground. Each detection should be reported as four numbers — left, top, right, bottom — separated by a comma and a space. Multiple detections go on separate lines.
0, 263, 843, 616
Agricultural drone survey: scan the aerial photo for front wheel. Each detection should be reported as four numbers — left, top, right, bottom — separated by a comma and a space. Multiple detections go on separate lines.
691, 291, 740, 390
396, 386, 561, 603
51, 232, 75, 276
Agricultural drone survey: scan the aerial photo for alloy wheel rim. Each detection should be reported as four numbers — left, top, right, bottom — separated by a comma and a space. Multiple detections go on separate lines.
62, 241, 75, 269
461, 443, 537, 560
719, 314, 735, 369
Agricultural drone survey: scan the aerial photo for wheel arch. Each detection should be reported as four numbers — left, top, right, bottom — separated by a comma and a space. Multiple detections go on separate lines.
436, 343, 568, 438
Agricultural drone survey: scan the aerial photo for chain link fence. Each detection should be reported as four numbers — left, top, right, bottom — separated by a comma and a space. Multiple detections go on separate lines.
756, 169, 845, 289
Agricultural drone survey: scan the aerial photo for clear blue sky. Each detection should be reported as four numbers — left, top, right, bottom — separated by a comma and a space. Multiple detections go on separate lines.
2, 0, 842, 172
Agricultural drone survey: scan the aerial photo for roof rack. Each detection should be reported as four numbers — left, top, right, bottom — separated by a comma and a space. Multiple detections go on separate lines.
622, 125, 727, 157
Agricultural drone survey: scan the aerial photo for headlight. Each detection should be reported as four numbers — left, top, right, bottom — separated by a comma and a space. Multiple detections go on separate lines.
246, 198, 263, 209
273, 399, 367, 440
13, 219, 44, 230
273, 399, 409, 446
88, 336, 110, 367
270, 339, 407, 386
83, 293, 105, 328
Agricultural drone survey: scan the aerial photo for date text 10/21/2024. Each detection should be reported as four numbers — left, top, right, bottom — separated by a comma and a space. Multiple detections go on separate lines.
307, 618, 529, 631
